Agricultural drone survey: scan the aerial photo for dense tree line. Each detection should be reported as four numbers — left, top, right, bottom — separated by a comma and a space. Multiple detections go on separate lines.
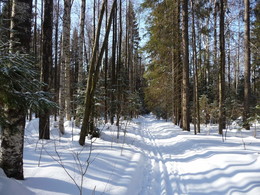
0, 0, 145, 179
142, 0, 259, 134
0, 0, 259, 180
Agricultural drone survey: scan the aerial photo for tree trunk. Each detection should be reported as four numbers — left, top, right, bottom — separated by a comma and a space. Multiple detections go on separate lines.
181, 0, 190, 131
218, 0, 225, 134
1, 0, 32, 180
33, 0, 37, 60
1, 107, 25, 180
79, 0, 117, 146
78, 0, 85, 88
104, 0, 108, 123
116, 0, 122, 131
39, 0, 53, 140
64, 0, 71, 121
59, 0, 71, 134
243, 0, 251, 130
110, 1, 117, 125
75, 0, 86, 127
191, 0, 200, 134
54, 0, 60, 121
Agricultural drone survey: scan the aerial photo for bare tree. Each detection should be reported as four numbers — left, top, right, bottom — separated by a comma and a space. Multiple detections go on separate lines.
79, 0, 117, 146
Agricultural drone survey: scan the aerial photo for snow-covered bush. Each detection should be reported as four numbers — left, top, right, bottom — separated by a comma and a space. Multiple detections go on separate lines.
0, 47, 57, 124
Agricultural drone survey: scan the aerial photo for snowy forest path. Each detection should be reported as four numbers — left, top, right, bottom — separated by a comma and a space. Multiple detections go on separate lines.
131, 114, 260, 195
136, 115, 185, 195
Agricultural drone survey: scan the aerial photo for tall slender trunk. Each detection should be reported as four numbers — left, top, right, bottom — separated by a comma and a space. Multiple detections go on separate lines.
172, 0, 181, 126
54, 0, 60, 121
227, 28, 231, 90
191, 0, 200, 134
218, 0, 225, 134
79, 0, 117, 146
59, 0, 71, 134
39, 0, 53, 139
243, 0, 251, 130
116, 0, 122, 129
181, 0, 190, 131
110, 2, 117, 125
33, 0, 37, 59
214, 0, 218, 97
75, 0, 86, 127
104, 0, 108, 123
177, 0, 182, 126
64, 0, 71, 121
78, 0, 85, 87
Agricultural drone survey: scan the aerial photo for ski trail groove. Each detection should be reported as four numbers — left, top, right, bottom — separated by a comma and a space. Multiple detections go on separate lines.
138, 118, 174, 195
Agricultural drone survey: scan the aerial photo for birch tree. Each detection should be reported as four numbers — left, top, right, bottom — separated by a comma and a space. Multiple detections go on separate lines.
0, 0, 32, 179
59, 0, 72, 134
218, 0, 225, 134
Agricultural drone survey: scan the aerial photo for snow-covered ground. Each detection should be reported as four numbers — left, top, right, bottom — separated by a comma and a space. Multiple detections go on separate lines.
1, 114, 260, 195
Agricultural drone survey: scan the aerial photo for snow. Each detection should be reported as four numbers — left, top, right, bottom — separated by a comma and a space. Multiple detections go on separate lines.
1, 114, 260, 195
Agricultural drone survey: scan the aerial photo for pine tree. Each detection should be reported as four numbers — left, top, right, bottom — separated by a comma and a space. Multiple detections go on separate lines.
181, 0, 190, 131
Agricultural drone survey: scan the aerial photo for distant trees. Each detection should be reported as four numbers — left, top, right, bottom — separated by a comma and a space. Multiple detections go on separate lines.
0, 0, 145, 179
142, 0, 259, 132
1, 0, 259, 180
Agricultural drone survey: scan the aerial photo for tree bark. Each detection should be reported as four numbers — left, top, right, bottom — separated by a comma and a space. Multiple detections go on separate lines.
181, 0, 190, 131
54, 0, 60, 121
78, 0, 85, 86
39, 0, 53, 140
104, 0, 108, 123
191, 0, 200, 134
59, 0, 71, 134
75, 0, 86, 127
243, 0, 251, 130
1, 0, 32, 180
218, 0, 225, 134
110, 1, 117, 125
64, 0, 72, 121
1, 107, 25, 180
79, 0, 117, 146
116, 0, 122, 129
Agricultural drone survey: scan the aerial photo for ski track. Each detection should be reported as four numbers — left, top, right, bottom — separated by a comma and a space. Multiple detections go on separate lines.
138, 116, 176, 195
132, 115, 260, 195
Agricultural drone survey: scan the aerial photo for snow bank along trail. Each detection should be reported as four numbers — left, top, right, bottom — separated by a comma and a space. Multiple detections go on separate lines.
133, 115, 260, 195
1, 115, 259, 195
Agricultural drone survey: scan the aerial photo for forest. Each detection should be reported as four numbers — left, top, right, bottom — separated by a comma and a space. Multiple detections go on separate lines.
0, 0, 259, 192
